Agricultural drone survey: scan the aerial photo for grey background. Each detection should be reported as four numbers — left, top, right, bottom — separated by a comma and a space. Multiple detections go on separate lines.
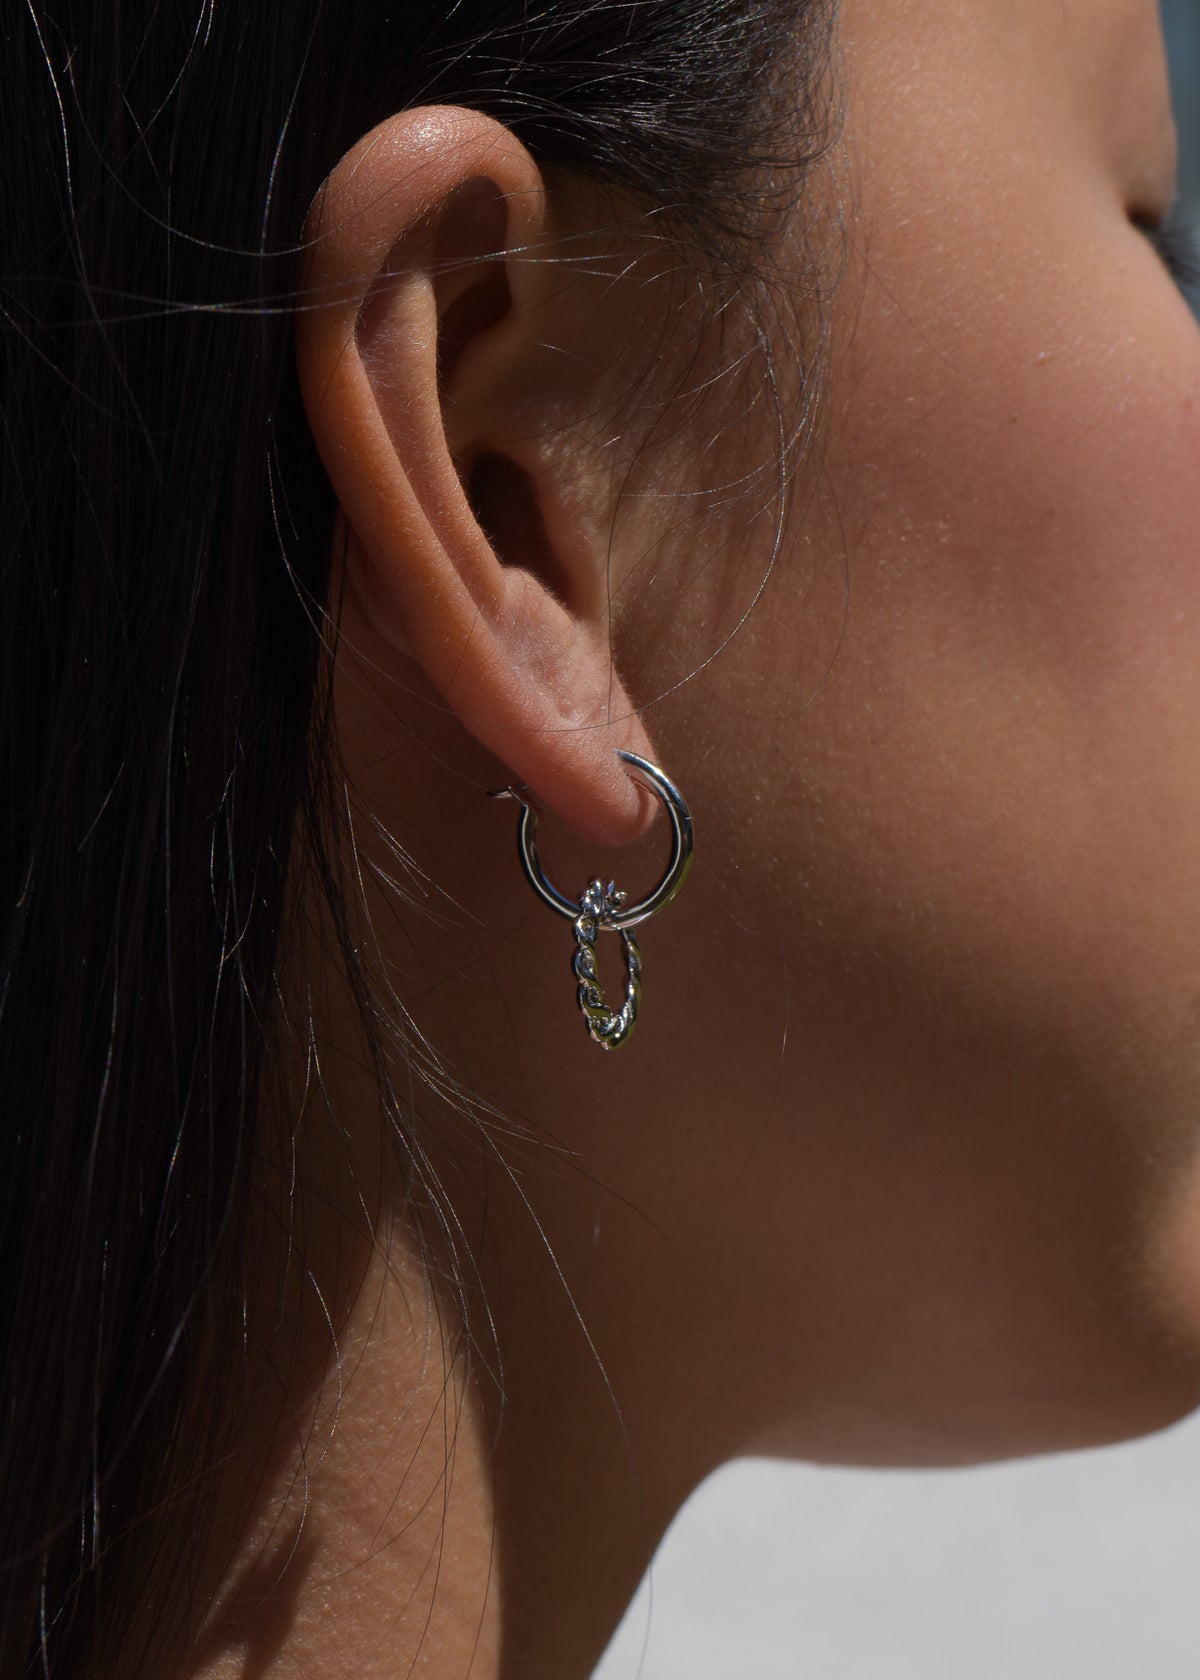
595, 8, 1200, 1676
1167, 0, 1200, 311
1167, 0, 1200, 209
596, 1419, 1200, 1679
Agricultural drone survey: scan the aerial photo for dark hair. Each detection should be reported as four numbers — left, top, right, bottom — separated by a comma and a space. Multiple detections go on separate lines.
0, 2, 835, 1671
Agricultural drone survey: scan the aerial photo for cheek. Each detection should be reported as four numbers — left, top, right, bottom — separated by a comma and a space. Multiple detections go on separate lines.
754, 207, 1200, 1135
931, 296, 1200, 706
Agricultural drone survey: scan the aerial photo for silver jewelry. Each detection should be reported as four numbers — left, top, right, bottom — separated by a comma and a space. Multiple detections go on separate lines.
490, 751, 694, 1049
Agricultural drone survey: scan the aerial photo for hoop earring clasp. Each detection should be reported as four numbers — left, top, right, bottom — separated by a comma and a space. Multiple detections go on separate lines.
489, 750, 694, 1049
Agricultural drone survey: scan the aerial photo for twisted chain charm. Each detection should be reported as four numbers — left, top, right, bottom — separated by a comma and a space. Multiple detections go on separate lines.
489, 751, 693, 1050
573, 880, 643, 1049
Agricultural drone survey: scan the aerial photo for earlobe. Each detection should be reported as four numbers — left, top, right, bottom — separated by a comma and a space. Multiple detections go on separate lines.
296, 106, 658, 848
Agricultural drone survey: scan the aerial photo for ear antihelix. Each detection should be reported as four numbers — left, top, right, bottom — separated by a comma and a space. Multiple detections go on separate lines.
434, 177, 513, 387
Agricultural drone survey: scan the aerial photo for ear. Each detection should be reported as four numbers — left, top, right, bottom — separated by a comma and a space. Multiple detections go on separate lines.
295, 106, 659, 848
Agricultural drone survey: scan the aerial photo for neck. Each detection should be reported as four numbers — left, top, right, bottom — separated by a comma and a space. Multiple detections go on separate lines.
185, 1001, 724, 1680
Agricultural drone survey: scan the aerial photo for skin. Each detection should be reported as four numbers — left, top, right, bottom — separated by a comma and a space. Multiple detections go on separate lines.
188, 1, 1200, 1676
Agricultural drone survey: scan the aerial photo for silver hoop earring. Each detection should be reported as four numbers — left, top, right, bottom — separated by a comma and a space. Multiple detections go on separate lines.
489, 751, 694, 1049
